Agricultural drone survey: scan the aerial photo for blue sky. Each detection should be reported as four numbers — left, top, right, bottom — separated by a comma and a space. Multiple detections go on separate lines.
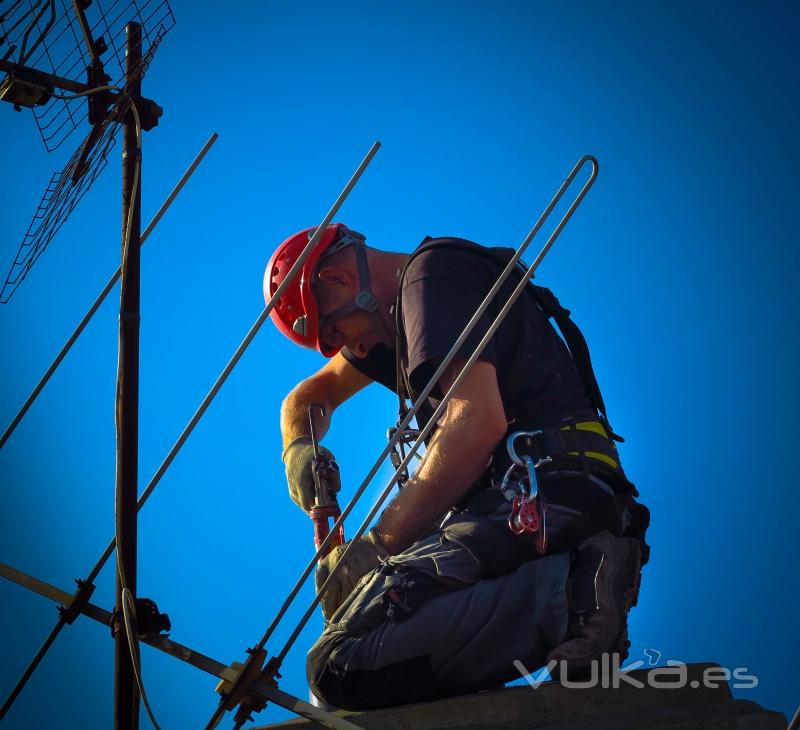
1, 0, 798, 727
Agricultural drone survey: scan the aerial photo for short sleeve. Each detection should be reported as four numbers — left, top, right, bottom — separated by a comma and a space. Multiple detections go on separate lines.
401, 250, 498, 397
341, 343, 398, 393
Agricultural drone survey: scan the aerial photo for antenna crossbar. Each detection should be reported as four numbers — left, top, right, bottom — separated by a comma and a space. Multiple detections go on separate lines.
0, 562, 363, 730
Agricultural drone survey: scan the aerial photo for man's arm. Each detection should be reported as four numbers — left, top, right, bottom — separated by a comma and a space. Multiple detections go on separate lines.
376, 359, 508, 554
280, 351, 373, 447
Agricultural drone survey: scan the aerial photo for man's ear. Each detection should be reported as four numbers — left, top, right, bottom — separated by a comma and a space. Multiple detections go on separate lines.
317, 266, 352, 287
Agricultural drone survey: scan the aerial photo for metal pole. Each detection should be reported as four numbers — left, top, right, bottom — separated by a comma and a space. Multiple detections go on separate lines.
0, 132, 218, 451
0, 140, 379, 723
0, 616, 67, 720
1, 139, 378, 728
0, 134, 218, 723
788, 703, 800, 730
114, 21, 141, 730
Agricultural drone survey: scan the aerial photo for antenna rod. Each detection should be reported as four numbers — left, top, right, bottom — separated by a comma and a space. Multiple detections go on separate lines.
70, 0, 101, 64
0, 132, 218, 452
0, 135, 218, 725
114, 21, 142, 730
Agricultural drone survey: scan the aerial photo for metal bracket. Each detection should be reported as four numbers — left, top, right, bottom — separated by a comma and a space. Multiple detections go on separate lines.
0, 64, 53, 109
56, 578, 95, 625
233, 656, 282, 728
214, 649, 282, 727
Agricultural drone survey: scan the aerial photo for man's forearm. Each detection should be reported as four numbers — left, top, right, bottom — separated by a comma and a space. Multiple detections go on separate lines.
280, 381, 333, 449
280, 354, 371, 449
376, 401, 505, 554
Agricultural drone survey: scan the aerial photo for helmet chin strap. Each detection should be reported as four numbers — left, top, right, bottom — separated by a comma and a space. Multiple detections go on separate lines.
319, 237, 394, 346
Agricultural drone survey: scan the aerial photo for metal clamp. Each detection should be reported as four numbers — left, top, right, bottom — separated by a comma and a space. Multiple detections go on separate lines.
387, 425, 420, 488
213, 649, 280, 728
308, 404, 344, 554
57, 578, 96, 625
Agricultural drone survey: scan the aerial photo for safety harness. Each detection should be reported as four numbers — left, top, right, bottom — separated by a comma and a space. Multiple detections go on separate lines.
391, 237, 649, 563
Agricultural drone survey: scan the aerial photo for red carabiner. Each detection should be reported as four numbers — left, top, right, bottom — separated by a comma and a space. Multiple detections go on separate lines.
508, 495, 548, 554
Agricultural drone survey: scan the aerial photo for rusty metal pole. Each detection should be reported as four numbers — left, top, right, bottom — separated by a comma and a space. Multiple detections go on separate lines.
114, 21, 142, 730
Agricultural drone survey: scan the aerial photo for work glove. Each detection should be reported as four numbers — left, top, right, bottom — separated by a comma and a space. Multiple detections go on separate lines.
315, 528, 389, 621
282, 436, 338, 513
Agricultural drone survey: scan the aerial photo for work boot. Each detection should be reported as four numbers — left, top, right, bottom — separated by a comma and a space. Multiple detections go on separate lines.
547, 530, 641, 682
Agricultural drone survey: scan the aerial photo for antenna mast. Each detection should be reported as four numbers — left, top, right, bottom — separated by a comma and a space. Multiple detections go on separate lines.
115, 21, 143, 730
0, 3, 174, 727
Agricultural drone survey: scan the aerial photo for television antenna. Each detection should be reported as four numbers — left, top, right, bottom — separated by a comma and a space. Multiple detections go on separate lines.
0, 0, 173, 303
1, 1, 176, 727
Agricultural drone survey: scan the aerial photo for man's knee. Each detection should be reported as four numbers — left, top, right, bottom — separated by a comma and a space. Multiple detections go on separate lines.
307, 631, 439, 711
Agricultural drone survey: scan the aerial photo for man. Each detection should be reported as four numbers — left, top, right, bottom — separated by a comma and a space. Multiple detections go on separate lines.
267, 223, 650, 710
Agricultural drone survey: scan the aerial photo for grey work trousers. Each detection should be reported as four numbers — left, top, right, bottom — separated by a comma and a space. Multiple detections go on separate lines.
307, 505, 580, 710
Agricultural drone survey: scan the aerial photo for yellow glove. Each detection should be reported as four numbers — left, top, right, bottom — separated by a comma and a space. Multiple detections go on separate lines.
282, 436, 338, 513
315, 528, 389, 621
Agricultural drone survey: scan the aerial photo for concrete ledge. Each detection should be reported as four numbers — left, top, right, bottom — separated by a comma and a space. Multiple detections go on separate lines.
255, 663, 787, 730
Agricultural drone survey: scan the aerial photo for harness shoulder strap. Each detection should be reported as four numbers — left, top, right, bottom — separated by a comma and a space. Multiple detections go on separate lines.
395, 237, 620, 439
526, 285, 620, 440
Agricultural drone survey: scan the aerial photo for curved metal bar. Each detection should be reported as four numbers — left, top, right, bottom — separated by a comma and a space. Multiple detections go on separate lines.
17, 0, 55, 66
16, 0, 48, 65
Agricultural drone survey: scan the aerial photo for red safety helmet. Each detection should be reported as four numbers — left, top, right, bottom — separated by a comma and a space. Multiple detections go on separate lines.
264, 223, 371, 357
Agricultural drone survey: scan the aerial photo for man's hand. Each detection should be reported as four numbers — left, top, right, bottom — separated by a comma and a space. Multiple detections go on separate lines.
282, 436, 339, 513
315, 528, 389, 621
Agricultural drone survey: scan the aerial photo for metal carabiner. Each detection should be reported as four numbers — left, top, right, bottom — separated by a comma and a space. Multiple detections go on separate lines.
505, 430, 531, 467
505, 431, 553, 499
504, 431, 551, 553
521, 454, 538, 499
387, 425, 422, 488
506, 430, 554, 469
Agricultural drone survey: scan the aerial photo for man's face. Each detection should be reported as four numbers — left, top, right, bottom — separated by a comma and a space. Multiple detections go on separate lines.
315, 278, 382, 358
